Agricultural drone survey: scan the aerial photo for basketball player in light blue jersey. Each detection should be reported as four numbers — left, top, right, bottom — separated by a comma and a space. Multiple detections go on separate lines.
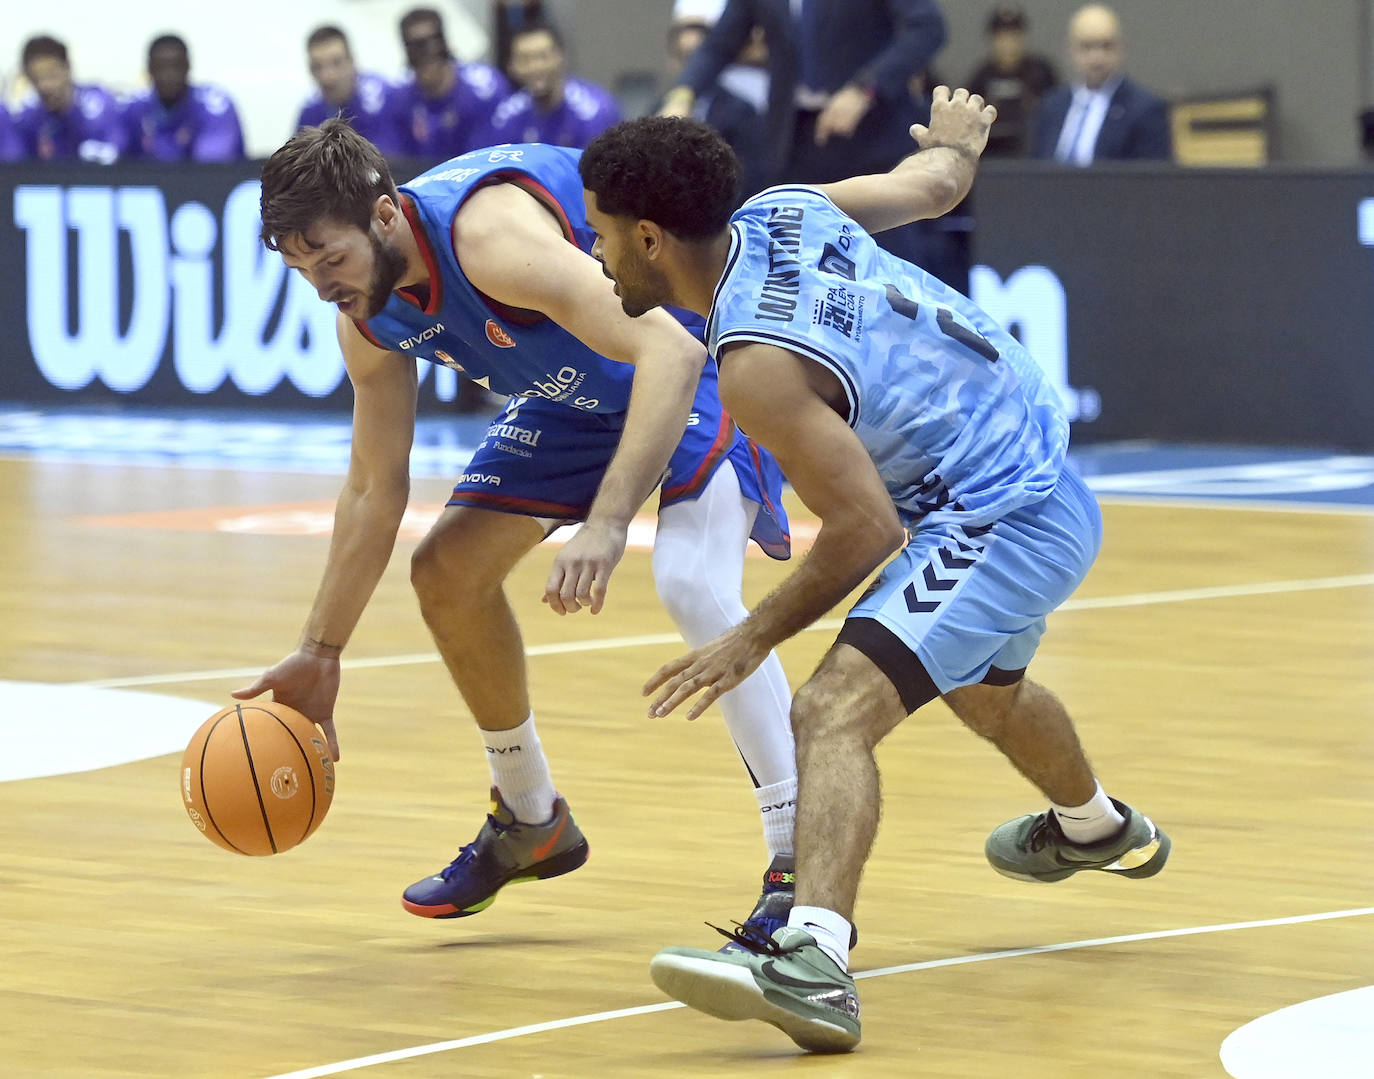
580, 88, 1170, 1053
237, 119, 802, 944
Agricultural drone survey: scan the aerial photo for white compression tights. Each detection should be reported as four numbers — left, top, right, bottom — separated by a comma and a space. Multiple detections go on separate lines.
652, 463, 797, 792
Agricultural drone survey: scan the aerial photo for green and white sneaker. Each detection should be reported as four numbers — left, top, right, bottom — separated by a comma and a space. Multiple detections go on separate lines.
650, 925, 860, 1054
985, 798, 1170, 883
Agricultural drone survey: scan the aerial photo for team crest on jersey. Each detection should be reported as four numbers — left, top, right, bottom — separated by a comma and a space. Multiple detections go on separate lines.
485, 320, 516, 348
813, 284, 864, 341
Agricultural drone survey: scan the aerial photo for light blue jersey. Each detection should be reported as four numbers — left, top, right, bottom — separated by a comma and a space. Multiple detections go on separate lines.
706, 185, 1069, 530
707, 184, 1096, 703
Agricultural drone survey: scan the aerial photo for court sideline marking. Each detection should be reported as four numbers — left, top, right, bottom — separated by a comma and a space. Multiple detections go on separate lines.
79, 570, 1374, 690
260, 906, 1374, 1079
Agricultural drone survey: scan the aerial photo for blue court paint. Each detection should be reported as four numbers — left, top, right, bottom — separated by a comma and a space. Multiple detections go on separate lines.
4, 406, 1374, 508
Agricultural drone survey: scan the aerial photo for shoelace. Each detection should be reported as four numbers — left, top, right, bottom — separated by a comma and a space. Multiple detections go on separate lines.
739, 913, 786, 938
1023, 811, 1066, 853
706, 920, 787, 955
438, 813, 508, 880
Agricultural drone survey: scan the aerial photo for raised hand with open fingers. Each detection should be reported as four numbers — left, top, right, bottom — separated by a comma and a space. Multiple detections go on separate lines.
909, 84, 998, 159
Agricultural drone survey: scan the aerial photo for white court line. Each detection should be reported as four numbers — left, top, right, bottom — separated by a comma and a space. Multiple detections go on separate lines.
1058, 572, 1374, 611
1097, 494, 1374, 516
77, 571, 1374, 690
260, 906, 1374, 1079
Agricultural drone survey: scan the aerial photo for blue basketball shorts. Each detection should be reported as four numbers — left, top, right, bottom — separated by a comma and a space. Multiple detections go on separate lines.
839, 465, 1103, 712
447, 368, 791, 560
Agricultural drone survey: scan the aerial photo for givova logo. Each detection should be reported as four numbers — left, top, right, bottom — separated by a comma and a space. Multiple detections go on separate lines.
14, 182, 344, 396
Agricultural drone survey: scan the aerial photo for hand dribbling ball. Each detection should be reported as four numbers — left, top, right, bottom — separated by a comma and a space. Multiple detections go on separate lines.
180, 702, 335, 855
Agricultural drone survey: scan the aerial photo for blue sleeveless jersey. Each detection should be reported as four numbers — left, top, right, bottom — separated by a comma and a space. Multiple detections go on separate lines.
354, 144, 792, 559
358, 144, 636, 413
707, 185, 1070, 530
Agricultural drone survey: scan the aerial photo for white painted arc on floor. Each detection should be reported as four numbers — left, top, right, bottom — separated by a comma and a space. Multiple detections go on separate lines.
258, 906, 1374, 1079
0, 682, 222, 781
1220, 984, 1374, 1079
77, 571, 1374, 691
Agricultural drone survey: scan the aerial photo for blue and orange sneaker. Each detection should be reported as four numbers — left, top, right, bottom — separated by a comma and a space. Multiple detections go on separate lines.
401, 787, 589, 918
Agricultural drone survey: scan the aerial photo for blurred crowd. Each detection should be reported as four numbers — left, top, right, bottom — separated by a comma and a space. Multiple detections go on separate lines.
0, 4, 621, 165
0, 2, 1171, 173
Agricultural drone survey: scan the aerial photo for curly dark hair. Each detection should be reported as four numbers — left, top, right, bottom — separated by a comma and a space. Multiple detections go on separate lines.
259, 117, 397, 250
579, 116, 740, 241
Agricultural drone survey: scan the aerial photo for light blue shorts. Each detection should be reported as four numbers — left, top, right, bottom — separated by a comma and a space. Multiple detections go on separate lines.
839, 465, 1102, 711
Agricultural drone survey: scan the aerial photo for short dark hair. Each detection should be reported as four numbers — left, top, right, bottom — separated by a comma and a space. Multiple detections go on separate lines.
986, 5, 1027, 32
259, 117, 398, 250
401, 7, 451, 63
580, 117, 740, 241
148, 34, 188, 64
22, 35, 68, 69
307, 25, 350, 53
511, 20, 564, 51
400, 7, 444, 41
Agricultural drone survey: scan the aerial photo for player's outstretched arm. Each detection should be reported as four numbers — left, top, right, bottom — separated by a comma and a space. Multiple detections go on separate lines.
817, 85, 997, 235
232, 314, 417, 759
454, 183, 706, 616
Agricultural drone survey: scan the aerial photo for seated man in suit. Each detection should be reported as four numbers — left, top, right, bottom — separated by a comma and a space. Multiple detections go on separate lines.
1031, 3, 1170, 164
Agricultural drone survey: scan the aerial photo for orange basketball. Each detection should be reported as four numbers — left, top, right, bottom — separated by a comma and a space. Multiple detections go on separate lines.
180, 702, 335, 856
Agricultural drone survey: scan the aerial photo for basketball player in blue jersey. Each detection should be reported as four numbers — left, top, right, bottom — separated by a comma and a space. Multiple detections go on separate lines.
579, 88, 1170, 1052
237, 118, 802, 940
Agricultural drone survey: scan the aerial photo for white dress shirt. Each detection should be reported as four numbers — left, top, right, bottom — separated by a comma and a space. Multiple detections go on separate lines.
1054, 77, 1122, 166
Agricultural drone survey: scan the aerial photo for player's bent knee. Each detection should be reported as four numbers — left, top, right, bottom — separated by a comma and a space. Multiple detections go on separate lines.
652, 564, 704, 616
652, 566, 746, 638
409, 540, 449, 609
411, 533, 494, 608
790, 675, 891, 748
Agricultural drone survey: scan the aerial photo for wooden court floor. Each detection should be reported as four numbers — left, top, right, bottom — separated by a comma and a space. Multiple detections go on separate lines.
2, 454, 1372, 1078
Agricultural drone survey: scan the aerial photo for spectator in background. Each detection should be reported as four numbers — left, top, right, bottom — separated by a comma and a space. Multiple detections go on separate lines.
14, 35, 124, 163
665, 15, 767, 199
662, 0, 945, 190
1031, 3, 1170, 164
297, 26, 407, 155
395, 6, 511, 159
660, 0, 948, 273
672, 0, 771, 115
122, 35, 245, 162
0, 103, 22, 162
493, 0, 549, 80
965, 5, 1056, 157
489, 22, 619, 148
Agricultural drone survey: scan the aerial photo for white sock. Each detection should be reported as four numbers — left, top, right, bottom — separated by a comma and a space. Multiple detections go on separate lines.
481, 714, 557, 824
788, 905, 852, 971
1052, 779, 1126, 844
755, 777, 796, 858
